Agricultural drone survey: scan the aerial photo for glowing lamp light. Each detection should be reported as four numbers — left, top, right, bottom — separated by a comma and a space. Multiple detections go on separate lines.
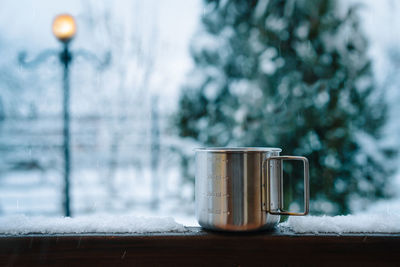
52, 14, 76, 43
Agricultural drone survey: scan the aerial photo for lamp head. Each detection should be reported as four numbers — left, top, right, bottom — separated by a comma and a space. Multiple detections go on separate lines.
52, 14, 76, 43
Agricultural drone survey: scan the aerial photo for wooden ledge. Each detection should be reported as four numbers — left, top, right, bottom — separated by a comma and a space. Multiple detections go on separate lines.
1, 227, 400, 266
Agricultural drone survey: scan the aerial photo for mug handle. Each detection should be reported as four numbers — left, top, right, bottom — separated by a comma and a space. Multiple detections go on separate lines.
263, 156, 310, 216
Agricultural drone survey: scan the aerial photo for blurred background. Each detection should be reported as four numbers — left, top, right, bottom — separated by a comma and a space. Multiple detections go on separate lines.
0, 0, 400, 225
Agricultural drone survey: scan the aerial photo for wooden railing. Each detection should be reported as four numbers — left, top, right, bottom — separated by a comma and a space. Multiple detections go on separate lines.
1, 227, 399, 266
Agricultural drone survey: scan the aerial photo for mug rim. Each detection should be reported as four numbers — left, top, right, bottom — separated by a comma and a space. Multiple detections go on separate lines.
195, 147, 282, 153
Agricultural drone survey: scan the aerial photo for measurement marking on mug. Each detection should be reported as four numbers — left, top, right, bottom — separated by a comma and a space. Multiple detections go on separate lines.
205, 192, 230, 197
207, 175, 229, 180
204, 208, 230, 215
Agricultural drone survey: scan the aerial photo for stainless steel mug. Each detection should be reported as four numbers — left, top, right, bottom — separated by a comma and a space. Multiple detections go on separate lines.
195, 147, 309, 231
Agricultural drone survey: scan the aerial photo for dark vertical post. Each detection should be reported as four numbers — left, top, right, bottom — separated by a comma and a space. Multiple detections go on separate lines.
60, 43, 72, 217
150, 95, 160, 210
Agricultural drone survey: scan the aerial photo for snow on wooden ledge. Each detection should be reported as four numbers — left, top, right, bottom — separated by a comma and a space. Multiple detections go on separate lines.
279, 212, 400, 234
0, 215, 186, 234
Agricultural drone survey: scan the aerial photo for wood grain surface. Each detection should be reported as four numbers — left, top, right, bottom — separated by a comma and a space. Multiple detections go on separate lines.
1, 227, 400, 266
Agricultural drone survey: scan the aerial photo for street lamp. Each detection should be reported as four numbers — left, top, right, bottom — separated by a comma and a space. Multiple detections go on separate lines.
19, 14, 110, 217
53, 14, 75, 218
52, 14, 76, 43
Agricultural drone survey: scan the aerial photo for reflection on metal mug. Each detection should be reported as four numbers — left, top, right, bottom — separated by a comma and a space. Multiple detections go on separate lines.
195, 147, 309, 231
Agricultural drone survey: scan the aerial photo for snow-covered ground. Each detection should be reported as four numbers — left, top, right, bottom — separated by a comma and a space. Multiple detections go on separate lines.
0, 167, 198, 225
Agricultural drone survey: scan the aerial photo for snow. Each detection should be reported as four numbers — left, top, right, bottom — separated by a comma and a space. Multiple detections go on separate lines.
5, 212, 400, 234
0, 0, 400, 233
259, 48, 278, 74
6, 213, 400, 235
279, 212, 400, 233
0, 214, 186, 234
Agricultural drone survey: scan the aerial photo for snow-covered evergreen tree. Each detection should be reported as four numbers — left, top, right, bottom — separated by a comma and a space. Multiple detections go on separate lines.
176, 0, 396, 214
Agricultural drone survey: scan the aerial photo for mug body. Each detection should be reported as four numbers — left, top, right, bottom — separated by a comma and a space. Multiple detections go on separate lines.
195, 147, 282, 231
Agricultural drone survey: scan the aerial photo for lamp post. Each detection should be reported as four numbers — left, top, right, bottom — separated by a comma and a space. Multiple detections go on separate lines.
53, 14, 75, 217
19, 14, 110, 217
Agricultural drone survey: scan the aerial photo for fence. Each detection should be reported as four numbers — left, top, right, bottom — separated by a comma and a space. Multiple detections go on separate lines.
0, 114, 190, 216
